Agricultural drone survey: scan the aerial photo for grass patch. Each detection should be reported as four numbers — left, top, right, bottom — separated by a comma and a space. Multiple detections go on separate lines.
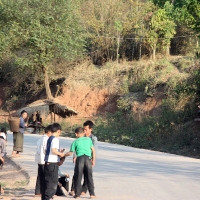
0, 182, 7, 187
14, 180, 28, 188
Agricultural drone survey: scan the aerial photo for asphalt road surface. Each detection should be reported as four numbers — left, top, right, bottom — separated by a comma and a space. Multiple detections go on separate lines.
6, 133, 200, 200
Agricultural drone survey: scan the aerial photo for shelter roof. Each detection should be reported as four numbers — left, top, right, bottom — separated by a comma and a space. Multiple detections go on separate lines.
13, 99, 78, 118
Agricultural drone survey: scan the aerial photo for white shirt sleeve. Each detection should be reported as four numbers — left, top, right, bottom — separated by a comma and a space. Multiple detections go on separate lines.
51, 138, 59, 150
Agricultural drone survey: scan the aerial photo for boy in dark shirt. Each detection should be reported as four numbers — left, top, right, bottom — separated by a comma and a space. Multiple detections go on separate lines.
65, 127, 96, 199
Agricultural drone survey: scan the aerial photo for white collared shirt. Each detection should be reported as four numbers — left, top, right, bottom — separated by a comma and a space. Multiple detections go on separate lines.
44, 137, 59, 163
35, 135, 49, 164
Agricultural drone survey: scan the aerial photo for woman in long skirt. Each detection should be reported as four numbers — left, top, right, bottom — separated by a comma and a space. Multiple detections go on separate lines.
11, 110, 27, 158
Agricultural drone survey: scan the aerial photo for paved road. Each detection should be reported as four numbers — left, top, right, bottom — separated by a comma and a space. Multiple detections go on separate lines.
5, 133, 200, 200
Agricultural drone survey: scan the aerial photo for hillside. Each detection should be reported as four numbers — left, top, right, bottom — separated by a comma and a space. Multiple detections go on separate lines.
56, 57, 200, 158
1, 56, 200, 158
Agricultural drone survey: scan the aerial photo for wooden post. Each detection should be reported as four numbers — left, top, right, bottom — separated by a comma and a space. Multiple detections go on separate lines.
50, 105, 53, 124
54, 105, 56, 122
70, 114, 72, 132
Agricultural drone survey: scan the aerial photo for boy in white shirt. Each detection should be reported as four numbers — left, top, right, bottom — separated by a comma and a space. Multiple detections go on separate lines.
42, 123, 65, 200
34, 125, 52, 197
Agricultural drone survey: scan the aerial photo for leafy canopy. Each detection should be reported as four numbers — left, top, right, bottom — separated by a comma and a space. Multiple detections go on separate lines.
0, 0, 85, 70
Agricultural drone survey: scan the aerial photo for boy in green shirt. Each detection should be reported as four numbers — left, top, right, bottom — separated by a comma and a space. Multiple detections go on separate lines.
65, 127, 96, 199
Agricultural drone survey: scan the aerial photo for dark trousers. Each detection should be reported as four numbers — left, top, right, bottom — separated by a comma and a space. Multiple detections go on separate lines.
74, 155, 95, 197
82, 172, 88, 193
71, 171, 75, 192
35, 164, 45, 195
56, 176, 69, 196
42, 162, 58, 200
70, 165, 89, 193
71, 174, 88, 193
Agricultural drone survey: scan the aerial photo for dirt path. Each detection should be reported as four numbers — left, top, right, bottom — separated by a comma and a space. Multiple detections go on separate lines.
0, 156, 29, 199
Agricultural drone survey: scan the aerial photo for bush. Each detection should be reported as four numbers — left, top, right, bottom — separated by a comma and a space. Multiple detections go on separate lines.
94, 97, 197, 156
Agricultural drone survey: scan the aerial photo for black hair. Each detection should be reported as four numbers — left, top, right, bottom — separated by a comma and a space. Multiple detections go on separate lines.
51, 123, 62, 133
0, 128, 7, 141
83, 120, 94, 129
1, 128, 6, 135
74, 127, 84, 134
21, 110, 27, 115
44, 125, 52, 133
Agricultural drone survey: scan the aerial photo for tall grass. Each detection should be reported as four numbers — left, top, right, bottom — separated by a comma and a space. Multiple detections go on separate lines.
93, 57, 200, 157
94, 100, 196, 156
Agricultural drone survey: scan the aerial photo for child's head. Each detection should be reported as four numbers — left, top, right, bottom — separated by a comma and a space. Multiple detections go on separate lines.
83, 120, 94, 137
58, 156, 65, 166
44, 125, 52, 137
74, 127, 84, 138
0, 128, 7, 141
51, 123, 62, 137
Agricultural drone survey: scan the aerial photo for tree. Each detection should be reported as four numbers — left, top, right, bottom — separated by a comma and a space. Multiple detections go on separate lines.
151, 0, 200, 33
0, 0, 85, 100
145, 3, 176, 59
80, 0, 141, 63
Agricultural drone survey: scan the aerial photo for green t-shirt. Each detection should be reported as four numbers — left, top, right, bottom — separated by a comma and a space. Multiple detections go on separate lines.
70, 137, 93, 157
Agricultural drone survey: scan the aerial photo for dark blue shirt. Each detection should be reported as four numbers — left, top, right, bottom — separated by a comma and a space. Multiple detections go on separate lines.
19, 117, 26, 134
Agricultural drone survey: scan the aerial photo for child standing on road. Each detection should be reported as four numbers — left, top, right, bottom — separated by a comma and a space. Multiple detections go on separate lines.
34, 125, 52, 197
69, 120, 98, 196
82, 120, 97, 195
42, 123, 65, 200
65, 127, 96, 199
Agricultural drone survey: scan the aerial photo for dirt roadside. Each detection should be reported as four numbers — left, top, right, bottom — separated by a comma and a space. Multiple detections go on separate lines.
0, 156, 30, 200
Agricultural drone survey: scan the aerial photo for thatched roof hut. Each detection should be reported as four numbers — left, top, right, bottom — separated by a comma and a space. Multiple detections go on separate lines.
13, 98, 78, 122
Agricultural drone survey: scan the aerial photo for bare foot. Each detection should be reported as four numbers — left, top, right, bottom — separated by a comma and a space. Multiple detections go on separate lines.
34, 194, 41, 197
90, 196, 96, 199
11, 154, 20, 158
81, 192, 86, 196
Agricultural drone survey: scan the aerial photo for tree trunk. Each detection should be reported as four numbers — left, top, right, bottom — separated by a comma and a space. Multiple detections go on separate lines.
42, 67, 53, 100
166, 44, 170, 57
131, 42, 134, 61
152, 45, 156, 60
139, 42, 142, 60
116, 36, 120, 63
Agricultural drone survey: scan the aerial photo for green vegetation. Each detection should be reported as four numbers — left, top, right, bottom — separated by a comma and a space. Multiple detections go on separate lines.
0, 0, 85, 101
93, 58, 200, 157
0, 0, 200, 157
0, 182, 7, 187
14, 180, 29, 188
0, 122, 9, 129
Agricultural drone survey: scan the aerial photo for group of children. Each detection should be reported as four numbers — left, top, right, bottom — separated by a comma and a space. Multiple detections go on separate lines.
35, 120, 97, 200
